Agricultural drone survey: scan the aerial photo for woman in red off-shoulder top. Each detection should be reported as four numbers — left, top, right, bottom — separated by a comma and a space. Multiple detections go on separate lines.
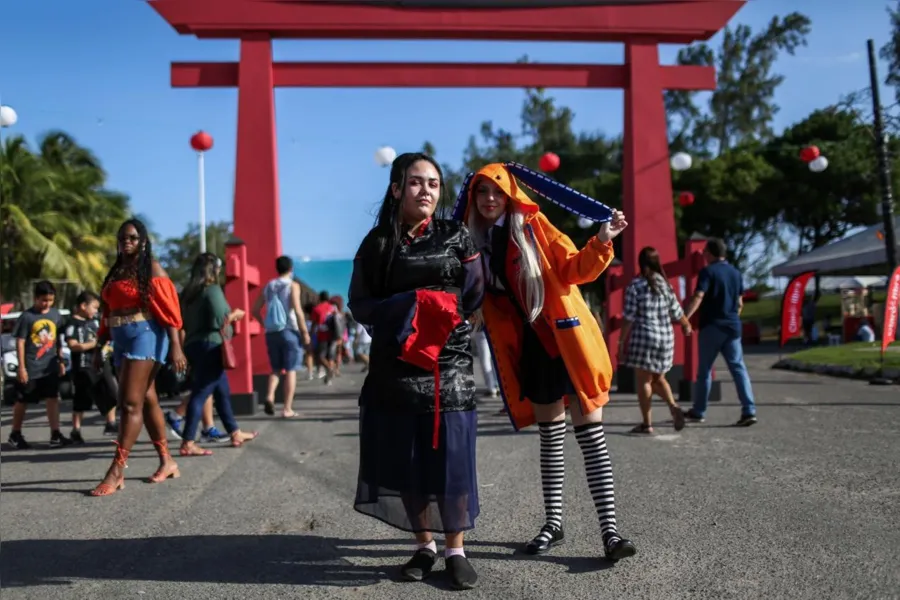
90, 218, 188, 497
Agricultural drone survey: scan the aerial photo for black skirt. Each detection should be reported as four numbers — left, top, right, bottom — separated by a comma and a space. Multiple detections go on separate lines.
520, 320, 575, 405
354, 407, 480, 534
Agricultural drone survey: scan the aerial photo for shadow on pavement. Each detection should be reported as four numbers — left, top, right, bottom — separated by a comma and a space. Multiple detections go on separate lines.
0, 534, 613, 589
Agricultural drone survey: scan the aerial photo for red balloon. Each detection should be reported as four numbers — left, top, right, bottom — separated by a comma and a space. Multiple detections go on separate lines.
190, 131, 214, 152
539, 152, 560, 172
678, 191, 695, 207
799, 145, 820, 163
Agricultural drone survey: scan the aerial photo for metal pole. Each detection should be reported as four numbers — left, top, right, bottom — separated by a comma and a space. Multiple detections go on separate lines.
868, 39, 898, 272
198, 151, 207, 253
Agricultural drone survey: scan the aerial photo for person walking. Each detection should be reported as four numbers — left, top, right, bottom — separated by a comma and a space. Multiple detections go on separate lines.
619, 247, 690, 434
179, 253, 259, 455
682, 238, 758, 426
252, 256, 312, 417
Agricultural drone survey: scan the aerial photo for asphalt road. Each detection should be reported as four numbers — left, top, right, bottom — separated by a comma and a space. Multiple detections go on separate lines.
1, 350, 899, 599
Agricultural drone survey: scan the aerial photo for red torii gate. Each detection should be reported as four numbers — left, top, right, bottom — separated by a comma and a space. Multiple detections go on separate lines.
150, 0, 743, 412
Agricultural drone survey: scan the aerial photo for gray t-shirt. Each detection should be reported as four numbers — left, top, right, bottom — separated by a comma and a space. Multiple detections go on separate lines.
13, 307, 63, 378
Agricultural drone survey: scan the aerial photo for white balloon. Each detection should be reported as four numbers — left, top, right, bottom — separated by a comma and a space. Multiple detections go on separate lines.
374, 146, 397, 167
0, 105, 17, 127
808, 155, 829, 173
577, 217, 594, 229
670, 152, 692, 172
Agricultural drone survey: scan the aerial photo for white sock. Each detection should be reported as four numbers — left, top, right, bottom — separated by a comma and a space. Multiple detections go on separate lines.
445, 546, 466, 559
417, 540, 437, 553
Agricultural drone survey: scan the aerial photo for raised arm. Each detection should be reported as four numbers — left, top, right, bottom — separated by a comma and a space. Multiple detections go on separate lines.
543, 214, 616, 286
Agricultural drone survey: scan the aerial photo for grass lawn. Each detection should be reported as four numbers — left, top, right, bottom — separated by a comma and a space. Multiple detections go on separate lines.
785, 342, 900, 370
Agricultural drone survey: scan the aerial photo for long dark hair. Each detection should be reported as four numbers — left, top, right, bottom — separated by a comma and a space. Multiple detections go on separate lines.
372, 152, 444, 287
181, 252, 220, 305
638, 246, 669, 295
102, 218, 154, 308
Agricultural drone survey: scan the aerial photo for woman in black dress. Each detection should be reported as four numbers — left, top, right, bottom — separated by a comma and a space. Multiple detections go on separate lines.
349, 152, 484, 590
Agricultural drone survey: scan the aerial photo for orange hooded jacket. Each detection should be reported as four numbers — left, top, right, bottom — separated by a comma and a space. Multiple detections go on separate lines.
463, 163, 615, 431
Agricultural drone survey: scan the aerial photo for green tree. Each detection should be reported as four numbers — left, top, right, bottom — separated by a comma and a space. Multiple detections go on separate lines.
880, 1, 900, 107
675, 147, 781, 268
763, 108, 885, 253
660, 12, 811, 268
0, 132, 130, 304
666, 12, 812, 155
454, 88, 622, 242
158, 220, 232, 289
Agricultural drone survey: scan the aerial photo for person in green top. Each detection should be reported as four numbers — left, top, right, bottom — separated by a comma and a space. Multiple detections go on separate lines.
179, 253, 258, 456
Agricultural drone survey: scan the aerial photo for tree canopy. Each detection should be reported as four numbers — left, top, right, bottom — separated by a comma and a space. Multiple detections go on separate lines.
1, 132, 130, 304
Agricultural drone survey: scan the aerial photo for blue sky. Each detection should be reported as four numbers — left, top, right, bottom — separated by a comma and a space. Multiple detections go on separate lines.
2, 0, 894, 260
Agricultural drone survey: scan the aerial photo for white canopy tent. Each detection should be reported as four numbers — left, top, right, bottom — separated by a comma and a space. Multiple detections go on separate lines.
771, 216, 900, 277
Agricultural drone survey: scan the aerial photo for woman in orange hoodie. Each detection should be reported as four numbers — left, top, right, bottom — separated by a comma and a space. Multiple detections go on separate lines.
453, 162, 636, 563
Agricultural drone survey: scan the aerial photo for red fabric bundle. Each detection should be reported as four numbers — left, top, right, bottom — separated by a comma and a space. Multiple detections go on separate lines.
398, 289, 462, 449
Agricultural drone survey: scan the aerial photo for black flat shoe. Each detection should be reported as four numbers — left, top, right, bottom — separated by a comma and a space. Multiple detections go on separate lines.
524, 524, 565, 555
605, 536, 637, 562
446, 555, 478, 590
400, 548, 436, 582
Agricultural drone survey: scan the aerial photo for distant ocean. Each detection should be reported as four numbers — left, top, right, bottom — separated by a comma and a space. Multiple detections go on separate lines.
293, 258, 354, 299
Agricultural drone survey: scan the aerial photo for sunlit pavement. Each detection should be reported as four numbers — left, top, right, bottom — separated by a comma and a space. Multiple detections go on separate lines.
2, 351, 898, 599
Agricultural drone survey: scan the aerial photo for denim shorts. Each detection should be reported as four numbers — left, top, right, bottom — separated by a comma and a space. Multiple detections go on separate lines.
265, 329, 303, 373
111, 319, 170, 367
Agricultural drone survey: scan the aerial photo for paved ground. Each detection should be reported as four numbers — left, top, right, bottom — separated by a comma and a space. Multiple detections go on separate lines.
2, 349, 899, 599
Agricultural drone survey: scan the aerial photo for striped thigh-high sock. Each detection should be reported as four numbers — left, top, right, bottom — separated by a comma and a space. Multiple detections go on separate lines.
574, 422, 620, 545
537, 421, 567, 537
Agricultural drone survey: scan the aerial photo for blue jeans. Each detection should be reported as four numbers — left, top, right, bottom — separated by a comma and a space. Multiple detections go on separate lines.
183, 341, 240, 441
693, 325, 756, 418
111, 319, 169, 367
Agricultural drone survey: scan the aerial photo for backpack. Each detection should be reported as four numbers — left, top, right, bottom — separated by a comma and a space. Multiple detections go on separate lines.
330, 311, 346, 338
263, 281, 289, 333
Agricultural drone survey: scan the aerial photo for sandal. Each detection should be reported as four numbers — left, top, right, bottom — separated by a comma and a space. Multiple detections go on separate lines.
669, 404, 686, 432
630, 423, 654, 435
90, 443, 129, 497
263, 400, 276, 416
179, 445, 213, 457
231, 431, 259, 448
148, 439, 181, 483
281, 410, 297, 419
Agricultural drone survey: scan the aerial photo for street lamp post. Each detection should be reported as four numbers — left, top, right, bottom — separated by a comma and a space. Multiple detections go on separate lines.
867, 39, 898, 273
190, 131, 214, 253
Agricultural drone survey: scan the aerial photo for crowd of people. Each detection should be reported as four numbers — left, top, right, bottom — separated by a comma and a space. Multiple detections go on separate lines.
4, 152, 759, 592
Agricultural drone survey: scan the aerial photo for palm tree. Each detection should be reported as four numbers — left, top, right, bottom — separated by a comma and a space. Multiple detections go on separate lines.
0, 131, 130, 305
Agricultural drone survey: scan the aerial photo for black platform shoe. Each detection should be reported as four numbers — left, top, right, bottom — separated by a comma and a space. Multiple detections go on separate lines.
524, 524, 565, 555
446, 555, 478, 590
604, 535, 637, 562
400, 548, 437, 581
